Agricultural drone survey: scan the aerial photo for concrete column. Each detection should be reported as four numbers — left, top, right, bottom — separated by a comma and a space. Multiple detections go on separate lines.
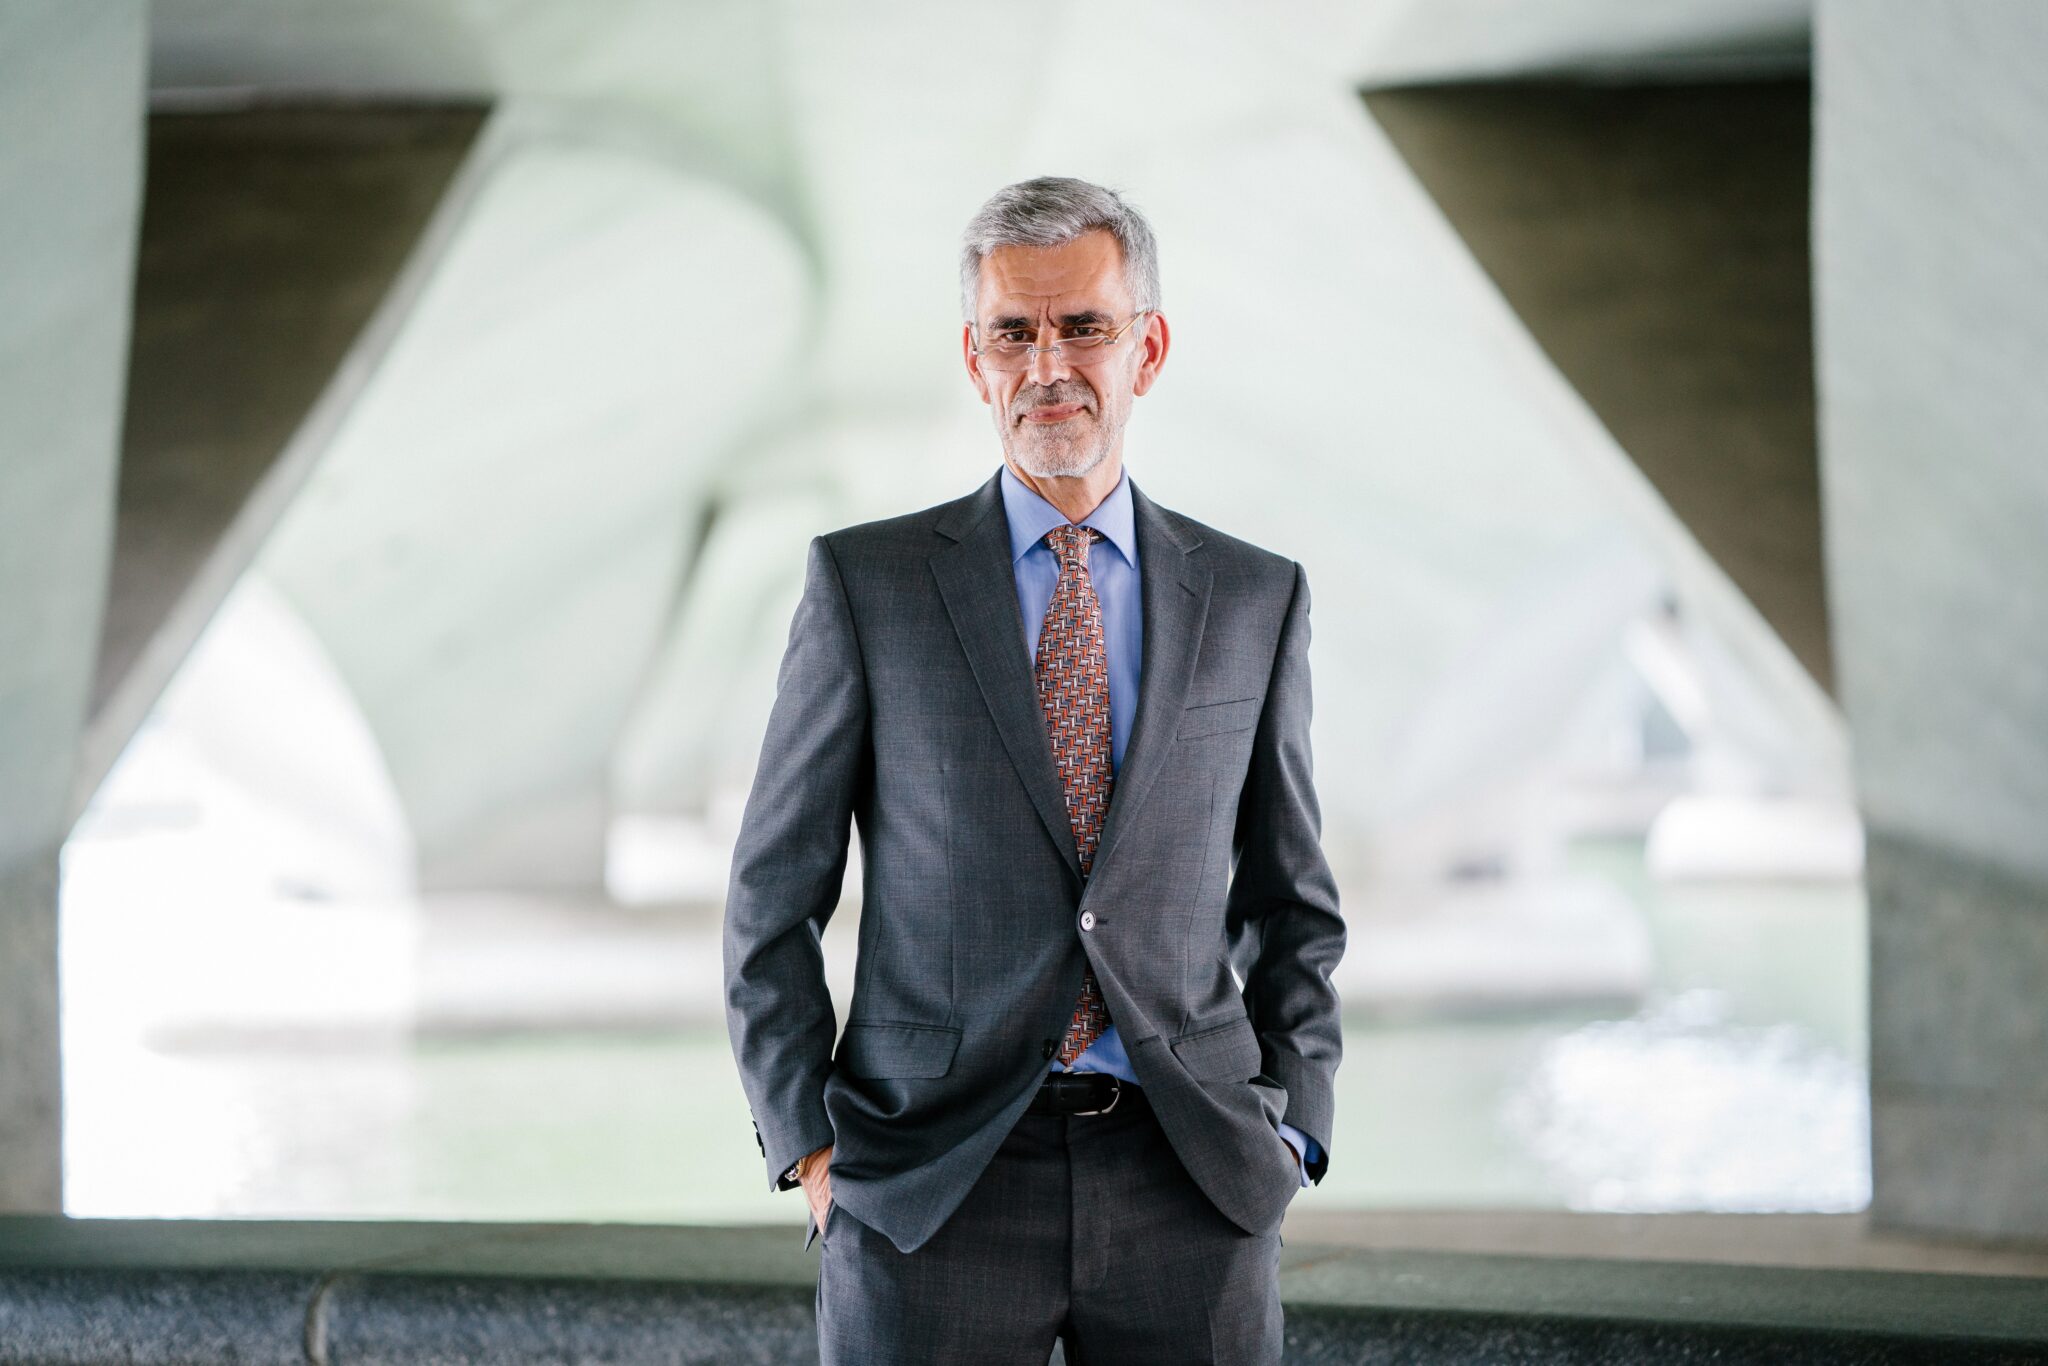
1815, 0, 2048, 1241
0, 2, 147, 1211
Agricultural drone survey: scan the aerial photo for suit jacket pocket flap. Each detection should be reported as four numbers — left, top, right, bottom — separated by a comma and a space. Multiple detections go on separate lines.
1177, 696, 1261, 739
1171, 1015, 1262, 1081
837, 1021, 962, 1079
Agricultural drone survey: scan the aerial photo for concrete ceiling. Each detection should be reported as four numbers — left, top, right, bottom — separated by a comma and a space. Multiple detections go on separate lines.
129, 0, 1840, 893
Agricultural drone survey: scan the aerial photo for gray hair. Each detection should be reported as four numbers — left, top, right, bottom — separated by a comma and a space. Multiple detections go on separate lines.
959, 175, 1161, 324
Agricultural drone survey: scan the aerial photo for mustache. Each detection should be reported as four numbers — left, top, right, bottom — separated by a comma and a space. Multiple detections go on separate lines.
1013, 385, 1093, 419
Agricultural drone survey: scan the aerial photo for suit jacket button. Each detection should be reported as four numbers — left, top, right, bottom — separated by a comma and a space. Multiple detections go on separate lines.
1042, 1039, 1058, 1060
1080, 910, 1096, 931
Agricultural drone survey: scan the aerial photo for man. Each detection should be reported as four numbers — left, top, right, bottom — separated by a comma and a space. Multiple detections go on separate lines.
723, 176, 1344, 1364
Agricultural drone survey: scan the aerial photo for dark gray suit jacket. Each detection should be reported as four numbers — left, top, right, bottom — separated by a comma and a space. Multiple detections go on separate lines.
723, 466, 1344, 1255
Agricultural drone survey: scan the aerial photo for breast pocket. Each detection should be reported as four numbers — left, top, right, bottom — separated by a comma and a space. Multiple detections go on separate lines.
1176, 695, 1262, 740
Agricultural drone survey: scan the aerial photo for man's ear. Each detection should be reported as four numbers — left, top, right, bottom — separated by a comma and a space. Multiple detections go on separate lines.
1131, 311, 1171, 397
962, 324, 993, 405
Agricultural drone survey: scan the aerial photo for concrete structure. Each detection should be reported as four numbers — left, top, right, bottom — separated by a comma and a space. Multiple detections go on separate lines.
1366, 77, 1828, 691
3, 1, 2047, 1343
1351, 0, 2048, 1246
0, 1, 147, 1214
84, 105, 483, 819
2, 1217, 2046, 1363
1813, 0, 2048, 1243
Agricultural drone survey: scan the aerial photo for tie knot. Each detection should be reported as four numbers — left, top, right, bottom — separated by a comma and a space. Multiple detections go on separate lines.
1045, 524, 1101, 567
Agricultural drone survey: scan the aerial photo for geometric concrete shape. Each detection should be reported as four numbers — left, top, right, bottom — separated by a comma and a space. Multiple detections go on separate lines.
0, 0, 145, 867
252, 124, 809, 892
0, 0, 147, 1214
1277, 1208, 2048, 1277
1867, 834, 2048, 1101
73, 104, 496, 834
1815, 0, 2048, 1243
1873, 1092, 2048, 1249
1345, 0, 1811, 88
1867, 831, 2048, 1242
137, 1, 1860, 893
611, 487, 841, 832
0, 853, 62, 1215
95, 104, 484, 728
1814, 4, 2048, 889
1365, 78, 1829, 694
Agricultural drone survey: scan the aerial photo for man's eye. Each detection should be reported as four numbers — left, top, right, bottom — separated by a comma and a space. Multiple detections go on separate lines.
995, 332, 1031, 344
1065, 326, 1103, 338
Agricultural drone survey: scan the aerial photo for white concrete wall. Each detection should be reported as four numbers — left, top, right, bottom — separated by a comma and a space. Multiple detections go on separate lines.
0, 0, 147, 1211
1815, 0, 2048, 1240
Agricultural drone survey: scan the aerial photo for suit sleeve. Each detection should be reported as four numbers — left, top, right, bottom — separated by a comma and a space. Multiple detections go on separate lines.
1276, 1120, 1321, 1188
723, 534, 870, 1192
1227, 560, 1345, 1184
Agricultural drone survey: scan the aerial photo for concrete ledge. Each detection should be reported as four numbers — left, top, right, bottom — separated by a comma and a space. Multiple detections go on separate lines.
3, 1218, 2046, 1363
1280, 1209, 2048, 1278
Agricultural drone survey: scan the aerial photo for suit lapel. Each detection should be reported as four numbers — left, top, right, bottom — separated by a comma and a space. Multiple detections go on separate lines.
930, 470, 1083, 885
1090, 477, 1210, 886
928, 468, 1212, 893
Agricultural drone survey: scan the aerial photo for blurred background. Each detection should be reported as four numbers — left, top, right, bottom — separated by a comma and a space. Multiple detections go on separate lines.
4, 0, 2043, 1263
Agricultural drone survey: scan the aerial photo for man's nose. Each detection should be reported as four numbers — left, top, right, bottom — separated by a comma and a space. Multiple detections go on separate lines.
1026, 338, 1073, 385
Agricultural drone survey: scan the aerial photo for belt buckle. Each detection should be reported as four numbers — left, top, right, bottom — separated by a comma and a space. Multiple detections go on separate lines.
1072, 1075, 1120, 1116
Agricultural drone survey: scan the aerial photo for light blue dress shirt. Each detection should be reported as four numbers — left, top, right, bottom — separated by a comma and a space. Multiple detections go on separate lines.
999, 462, 1320, 1186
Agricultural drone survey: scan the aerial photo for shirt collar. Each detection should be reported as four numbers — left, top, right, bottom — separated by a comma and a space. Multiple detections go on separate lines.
998, 462, 1138, 570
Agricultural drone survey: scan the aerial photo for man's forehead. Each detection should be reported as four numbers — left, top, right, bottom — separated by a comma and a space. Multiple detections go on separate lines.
977, 232, 1131, 320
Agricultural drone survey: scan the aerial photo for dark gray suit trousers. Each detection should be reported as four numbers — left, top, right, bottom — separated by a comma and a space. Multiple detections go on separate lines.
816, 1080, 1285, 1365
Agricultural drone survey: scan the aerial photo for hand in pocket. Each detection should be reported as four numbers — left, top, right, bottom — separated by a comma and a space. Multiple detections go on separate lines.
799, 1142, 834, 1232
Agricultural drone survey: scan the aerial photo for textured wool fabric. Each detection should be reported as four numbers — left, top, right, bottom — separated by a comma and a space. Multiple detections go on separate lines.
1003, 469, 1321, 1185
816, 1084, 1283, 1365
726, 466, 1345, 1264
1037, 524, 1115, 1065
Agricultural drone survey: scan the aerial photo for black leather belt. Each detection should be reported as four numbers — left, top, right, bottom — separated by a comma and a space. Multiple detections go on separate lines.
1029, 1070, 1130, 1115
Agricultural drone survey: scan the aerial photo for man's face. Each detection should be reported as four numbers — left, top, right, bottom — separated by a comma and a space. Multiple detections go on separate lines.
963, 228, 1166, 481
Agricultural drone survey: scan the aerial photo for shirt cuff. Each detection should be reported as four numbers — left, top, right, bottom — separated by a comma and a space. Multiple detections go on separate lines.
1276, 1121, 1320, 1188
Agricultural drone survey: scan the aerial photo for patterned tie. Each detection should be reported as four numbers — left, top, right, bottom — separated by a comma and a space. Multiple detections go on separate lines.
1036, 524, 1114, 1065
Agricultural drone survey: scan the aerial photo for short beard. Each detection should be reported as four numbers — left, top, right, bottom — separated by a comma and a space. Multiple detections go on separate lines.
1005, 398, 1119, 480
1011, 430, 1111, 480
